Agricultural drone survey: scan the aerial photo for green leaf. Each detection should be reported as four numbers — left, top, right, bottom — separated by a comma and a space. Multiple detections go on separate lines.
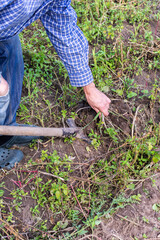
142, 233, 147, 238
148, 142, 153, 151
127, 91, 137, 98
57, 220, 68, 229
55, 191, 61, 200
152, 203, 159, 212
78, 230, 88, 236
0, 190, 4, 197
106, 2, 111, 8
131, 194, 141, 201
152, 153, 160, 163
142, 216, 149, 223
115, 89, 123, 96
127, 184, 135, 190
63, 189, 68, 196
0, 182, 5, 188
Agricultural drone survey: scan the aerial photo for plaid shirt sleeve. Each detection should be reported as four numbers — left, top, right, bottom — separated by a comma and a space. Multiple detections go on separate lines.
0, 0, 94, 87
40, 2, 94, 87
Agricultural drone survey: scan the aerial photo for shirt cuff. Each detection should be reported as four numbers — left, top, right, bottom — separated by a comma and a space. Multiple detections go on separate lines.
68, 67, 94, 87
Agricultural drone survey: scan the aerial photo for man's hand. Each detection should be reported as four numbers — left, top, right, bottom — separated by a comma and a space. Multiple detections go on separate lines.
83, 82, 111, 116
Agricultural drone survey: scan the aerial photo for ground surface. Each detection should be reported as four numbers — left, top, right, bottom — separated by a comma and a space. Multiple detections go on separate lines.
0, 1, 160, 239
94, 174, 160, 240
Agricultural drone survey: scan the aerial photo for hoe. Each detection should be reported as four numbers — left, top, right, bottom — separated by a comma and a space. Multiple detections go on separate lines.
0, 118, 91, 143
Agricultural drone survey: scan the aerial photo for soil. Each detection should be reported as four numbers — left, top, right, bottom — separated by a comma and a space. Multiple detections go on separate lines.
0, 19, 160, 240
94, 174, 160, 240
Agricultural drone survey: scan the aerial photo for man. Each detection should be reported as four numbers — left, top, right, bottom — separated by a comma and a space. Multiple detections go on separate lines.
0, 0, 111, 169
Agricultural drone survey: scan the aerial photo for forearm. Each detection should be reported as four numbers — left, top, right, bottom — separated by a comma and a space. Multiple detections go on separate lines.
40, 3, 93, 87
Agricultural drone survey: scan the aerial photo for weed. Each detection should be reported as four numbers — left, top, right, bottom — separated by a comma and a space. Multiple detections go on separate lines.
88, 129, 101, 149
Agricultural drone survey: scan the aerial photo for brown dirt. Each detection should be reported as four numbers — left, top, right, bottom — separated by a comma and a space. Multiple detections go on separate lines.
0, 19, 160, 240
94, 174, 160, 240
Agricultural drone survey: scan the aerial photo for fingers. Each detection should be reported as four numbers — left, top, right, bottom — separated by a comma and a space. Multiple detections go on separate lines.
99, 106, 109, 116
99, 98, 111, 117
93, 103, 110, 117
83, 84, 111, 117
101, 107, 109, 116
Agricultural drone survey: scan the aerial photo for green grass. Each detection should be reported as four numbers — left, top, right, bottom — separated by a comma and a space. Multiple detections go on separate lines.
0, 0, 160, 239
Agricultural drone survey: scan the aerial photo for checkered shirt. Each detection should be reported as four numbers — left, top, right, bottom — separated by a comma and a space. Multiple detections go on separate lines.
0, 0, 93, 87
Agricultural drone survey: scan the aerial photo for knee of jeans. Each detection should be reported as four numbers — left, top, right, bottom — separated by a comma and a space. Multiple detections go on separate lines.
0, 75, 9, 96
0, 92, 10, 125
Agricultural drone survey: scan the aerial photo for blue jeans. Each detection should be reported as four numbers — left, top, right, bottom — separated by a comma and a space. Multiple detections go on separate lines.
0, 35, 24, 126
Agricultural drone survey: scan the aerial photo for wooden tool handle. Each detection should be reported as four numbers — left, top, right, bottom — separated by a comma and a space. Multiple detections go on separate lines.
0, 126, 79, 137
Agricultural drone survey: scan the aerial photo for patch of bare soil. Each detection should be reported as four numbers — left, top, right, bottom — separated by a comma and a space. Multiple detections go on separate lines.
94, 174, 160, 240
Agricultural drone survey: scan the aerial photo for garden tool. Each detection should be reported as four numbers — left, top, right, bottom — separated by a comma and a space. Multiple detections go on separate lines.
0, 118, 91, 143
